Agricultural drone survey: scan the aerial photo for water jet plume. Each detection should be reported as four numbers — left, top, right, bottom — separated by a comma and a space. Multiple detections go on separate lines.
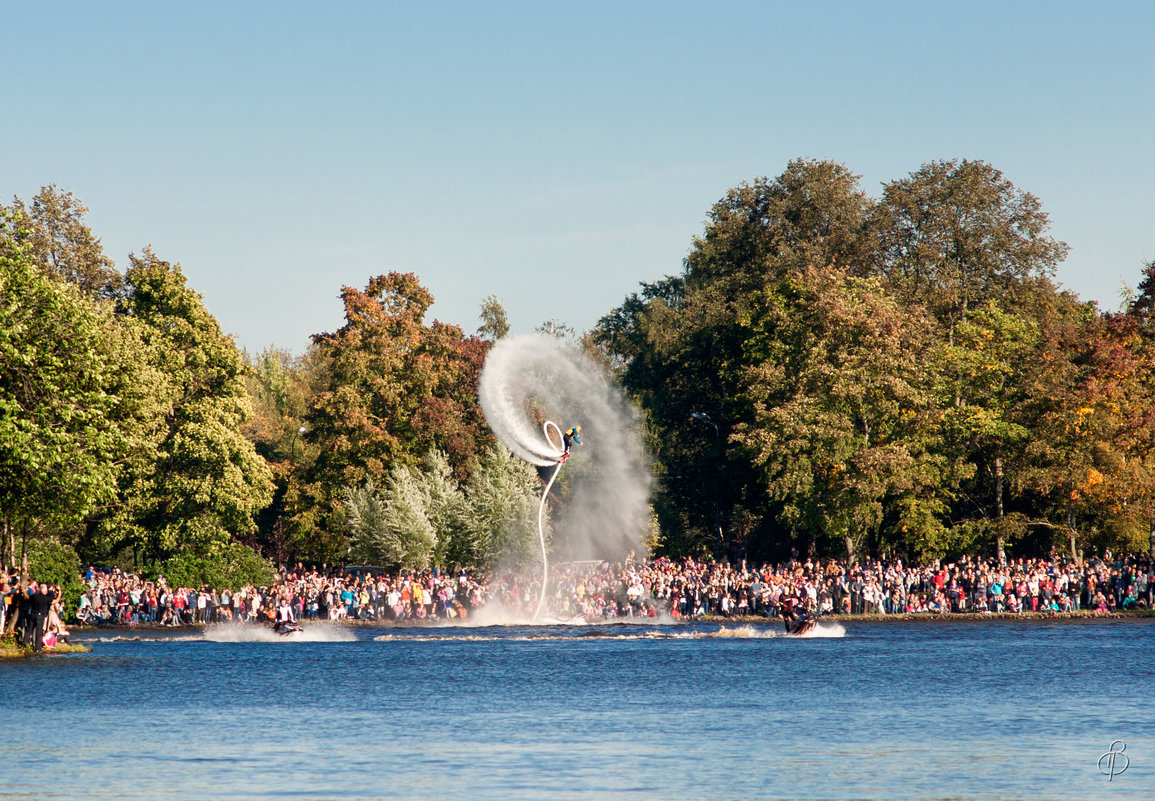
478, 334, 652, 616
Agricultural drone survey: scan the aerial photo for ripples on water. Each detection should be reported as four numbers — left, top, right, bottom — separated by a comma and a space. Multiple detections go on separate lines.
372, 620, 846, 642
1, 619, 1152, 800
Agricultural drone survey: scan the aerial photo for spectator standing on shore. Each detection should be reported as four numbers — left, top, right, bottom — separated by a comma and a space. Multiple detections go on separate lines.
0, 576, 12, 634
29, 582, 56, 652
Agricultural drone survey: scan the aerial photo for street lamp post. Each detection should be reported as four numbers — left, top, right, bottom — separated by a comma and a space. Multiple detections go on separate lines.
289, 425, 307, 463
690, 412, 724, 557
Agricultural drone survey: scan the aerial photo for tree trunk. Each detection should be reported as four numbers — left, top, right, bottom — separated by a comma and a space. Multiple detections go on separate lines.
994, 454, 1006, 565
1067, 503, 1078, 561
1149, 519, 1154, 556
20, 526, 29, 579
844, 534, 856, 563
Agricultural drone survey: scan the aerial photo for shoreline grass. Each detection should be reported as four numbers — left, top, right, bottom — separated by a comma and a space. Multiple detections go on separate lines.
0, 637, 90, 658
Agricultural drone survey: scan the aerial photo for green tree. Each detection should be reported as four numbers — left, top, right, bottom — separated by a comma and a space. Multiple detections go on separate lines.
874, 160, 1078, 561
26, 537, 85, 617
463, 443, 542, 570
685, 158, 875, 293
733, 265, 946, 560
242, 345, 323, 561
343, 444, 541, 571
304, 273, 491, 556
0, 219, 123, 569
4, 185, 123, 299
111, 249, 274, 563
877, 159, 1069, 333
936, 302, 1039, 561
344, 451, 472, 571
595, 160, 876, 559
477, 294, 510, 341
421, 449, 472, 567
344, 463, 443, 572
156, 539, 275, 591
76, 306, 173, 564
244, 347, 303, 460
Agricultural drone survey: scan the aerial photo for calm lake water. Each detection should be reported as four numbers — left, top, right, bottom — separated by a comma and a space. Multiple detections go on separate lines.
2, 618, 1152, 800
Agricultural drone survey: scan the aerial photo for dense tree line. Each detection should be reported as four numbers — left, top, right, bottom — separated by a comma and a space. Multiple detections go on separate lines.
4, 158, 1154, 589
1, 188, 549, 587
596, 158, 1155, 563
243, 272, 543, 572
1, 190, 274, 586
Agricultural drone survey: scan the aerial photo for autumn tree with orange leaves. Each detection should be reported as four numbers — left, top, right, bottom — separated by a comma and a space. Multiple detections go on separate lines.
293, 272, 493, 557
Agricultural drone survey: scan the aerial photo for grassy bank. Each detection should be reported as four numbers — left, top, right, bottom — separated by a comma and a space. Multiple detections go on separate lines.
0, 637, 89, 658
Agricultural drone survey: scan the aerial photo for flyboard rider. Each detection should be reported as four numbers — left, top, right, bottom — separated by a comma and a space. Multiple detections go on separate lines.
561, 425, 582, 463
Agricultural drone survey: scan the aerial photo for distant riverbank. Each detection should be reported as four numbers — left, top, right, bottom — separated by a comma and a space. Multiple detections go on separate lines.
704, 608, 1155, 624
59, 606, 1155, 635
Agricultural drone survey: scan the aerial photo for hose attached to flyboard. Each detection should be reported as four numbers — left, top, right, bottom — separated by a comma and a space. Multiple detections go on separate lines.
533, 422, 565, 621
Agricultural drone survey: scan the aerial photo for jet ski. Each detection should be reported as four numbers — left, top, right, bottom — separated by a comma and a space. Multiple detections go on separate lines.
784, 615, 817, 636
272, 620, 302, 636
779, 597, 817, 636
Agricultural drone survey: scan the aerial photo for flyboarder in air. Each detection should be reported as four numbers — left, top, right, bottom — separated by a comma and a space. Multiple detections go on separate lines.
560, 425, 582, 463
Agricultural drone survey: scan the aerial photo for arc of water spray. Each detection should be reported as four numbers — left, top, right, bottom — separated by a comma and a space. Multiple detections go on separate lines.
478, 334, 652, 625
533, 421, 564, 621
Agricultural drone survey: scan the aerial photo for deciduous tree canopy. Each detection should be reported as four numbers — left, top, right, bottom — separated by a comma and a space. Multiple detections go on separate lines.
598, 158, 1153, 562
5, 155, 1155, 579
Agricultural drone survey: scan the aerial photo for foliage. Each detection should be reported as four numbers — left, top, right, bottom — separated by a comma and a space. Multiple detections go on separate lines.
345, 473, 437, 571
594, 157, 1135, 562
302, 273, 492, 555
109, 250, 275, 562
155, 540, 275, 590
877, 158, 1069, 330
595, 159, 880, 560
242, 345, 328, 561
461, 443, 542, 570
6, 163, 1155, 573
344, 445, 541, 571
0, 218, 124, 535
26, 536, 86, 618
733, 265, 946, 560
3, 185, 123, 299
477, 294, 511, 341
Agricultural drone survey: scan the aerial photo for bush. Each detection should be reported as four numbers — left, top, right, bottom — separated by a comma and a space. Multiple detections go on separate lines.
156, 540, 275, 591
27, 537, 86, 619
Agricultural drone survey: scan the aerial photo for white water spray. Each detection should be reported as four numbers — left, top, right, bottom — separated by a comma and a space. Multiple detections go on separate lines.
479, 334, 651, 619
202, 624, 357, 642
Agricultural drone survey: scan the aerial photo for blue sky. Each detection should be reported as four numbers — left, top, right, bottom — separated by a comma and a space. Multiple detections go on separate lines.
4, 2, 1153, 352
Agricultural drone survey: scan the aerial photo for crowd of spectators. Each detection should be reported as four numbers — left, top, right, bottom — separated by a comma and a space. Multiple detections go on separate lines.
3, 552, 1153, 637
641, 551, 1154, 619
